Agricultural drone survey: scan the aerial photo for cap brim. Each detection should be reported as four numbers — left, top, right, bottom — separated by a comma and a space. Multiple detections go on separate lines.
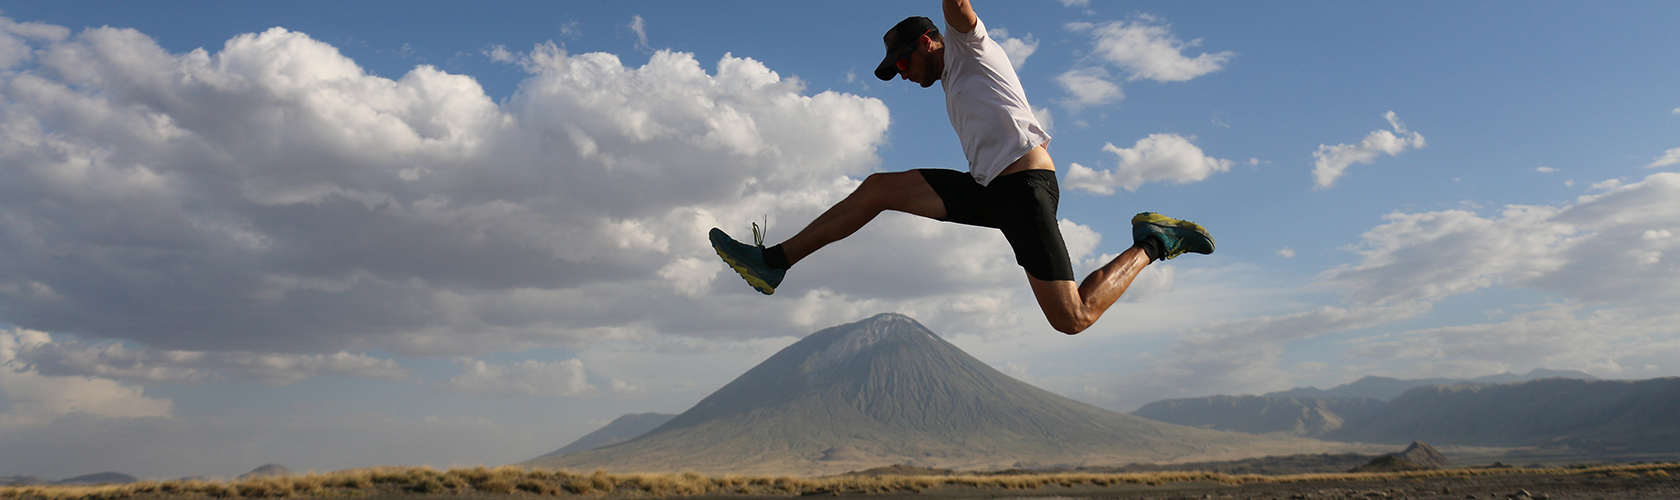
874, 55, 898, 81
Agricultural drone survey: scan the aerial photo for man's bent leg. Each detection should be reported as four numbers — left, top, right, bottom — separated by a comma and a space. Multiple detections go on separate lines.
778, 171, 947, 265
1028, 246, 1153, 335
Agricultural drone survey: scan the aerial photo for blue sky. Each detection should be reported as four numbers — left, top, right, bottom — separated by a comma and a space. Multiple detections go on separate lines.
1, 0, 1678, 480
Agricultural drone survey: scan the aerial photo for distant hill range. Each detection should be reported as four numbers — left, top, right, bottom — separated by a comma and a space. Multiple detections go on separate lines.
1263, 370, 1599, 400
2, 472, 138, 486
1133, 374, 1680, 453
525, 313, 1364, 475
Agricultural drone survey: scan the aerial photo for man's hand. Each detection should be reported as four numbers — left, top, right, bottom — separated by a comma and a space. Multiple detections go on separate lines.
943, 0, 977, 34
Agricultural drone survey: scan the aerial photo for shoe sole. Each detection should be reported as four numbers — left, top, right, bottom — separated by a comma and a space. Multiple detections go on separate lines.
712, 243, 776, 295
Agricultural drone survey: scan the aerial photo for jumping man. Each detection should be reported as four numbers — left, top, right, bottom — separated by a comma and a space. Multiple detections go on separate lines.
708, 0, 1214, 334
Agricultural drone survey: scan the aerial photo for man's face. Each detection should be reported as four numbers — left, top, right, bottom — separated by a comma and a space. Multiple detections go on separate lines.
898, 38, 939, 88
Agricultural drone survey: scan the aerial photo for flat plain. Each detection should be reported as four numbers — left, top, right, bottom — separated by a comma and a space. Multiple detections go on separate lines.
4, 463, 1676, 500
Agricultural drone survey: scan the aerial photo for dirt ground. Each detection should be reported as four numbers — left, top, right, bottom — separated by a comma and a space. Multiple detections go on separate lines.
836, 471, 1680, 500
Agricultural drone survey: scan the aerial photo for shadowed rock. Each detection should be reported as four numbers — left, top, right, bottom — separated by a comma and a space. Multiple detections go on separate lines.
1394, 441, 1451, 468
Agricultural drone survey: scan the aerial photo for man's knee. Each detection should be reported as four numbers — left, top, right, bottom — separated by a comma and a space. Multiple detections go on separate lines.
853, 172, 898, 206
1048, 314, 1091, 335
1041, 302, 1093, 334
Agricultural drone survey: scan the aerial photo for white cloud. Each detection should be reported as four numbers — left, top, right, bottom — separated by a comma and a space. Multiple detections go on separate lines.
1055, 67, 1122, 110
0, 22, 913, 356
1535, 166, 1558, 173
1277, 248, 1295, 258
1056, 16, 1230, 111
1591, 178, 1624, 190
1645, 147, 1680, 168
1072, 17, 1233, 82
1059, 0, 1090, 7
988, 27, 1039, 69
1065, 133, 1233, 194
1346, 303, 1680, 379
436, 358, 605, 398
1, 329, 174, 424
558, 21, 582, 39
19, 338, 410, 386
1328, 173, 1680, 308
484, 44, 516, 63
1312, 111, 1426, 189
628, 15, 649, 51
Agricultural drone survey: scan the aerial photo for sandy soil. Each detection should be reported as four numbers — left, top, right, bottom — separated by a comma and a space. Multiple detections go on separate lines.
846, 472, 1678, 500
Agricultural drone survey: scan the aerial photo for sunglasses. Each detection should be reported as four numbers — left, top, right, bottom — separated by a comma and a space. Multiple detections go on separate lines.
894, 30, 933, 73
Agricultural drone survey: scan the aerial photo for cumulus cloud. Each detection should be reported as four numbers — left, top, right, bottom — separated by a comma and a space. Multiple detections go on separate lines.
1065, 134, 1233, 194
1646, 147, 1680, 168
1055, 16, 1231, 111
1311, 111, 1426, 189
988, 27, 1039, 69
0, 21, 932, 357
1054, 67, 1123, 110
1077, 16, 1234, 82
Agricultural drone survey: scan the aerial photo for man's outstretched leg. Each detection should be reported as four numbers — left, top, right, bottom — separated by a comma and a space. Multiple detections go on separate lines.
1032, 212, 1214, 334
710, 171, 946, 295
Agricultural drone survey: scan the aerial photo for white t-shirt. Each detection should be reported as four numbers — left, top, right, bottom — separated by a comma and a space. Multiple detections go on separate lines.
941, 17, 1051, 186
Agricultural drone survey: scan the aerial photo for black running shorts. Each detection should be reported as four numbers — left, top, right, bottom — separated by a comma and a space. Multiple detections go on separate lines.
918, 168, 1076, 282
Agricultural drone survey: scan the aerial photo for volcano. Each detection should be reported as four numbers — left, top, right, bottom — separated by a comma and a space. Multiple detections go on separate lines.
525, 313, 1346, 475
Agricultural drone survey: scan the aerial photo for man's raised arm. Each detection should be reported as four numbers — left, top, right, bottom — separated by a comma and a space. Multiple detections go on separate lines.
943, 0, 978, 34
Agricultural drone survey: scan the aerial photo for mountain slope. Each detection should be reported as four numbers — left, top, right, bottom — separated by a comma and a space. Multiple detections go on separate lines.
539, 413, 677, 457
1132, 395, 1386, 437
1323, 377, 1680, 451
524, 313, 1353, 475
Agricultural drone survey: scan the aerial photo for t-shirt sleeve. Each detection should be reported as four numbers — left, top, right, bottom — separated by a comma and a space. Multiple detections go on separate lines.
947, 17, 990, 52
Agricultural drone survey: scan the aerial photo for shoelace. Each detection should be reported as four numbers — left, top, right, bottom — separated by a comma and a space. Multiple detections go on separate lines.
751, 216, 768, 248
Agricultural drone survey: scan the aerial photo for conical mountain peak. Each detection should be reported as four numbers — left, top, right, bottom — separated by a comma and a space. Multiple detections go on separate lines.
806, 313, 936, 375
528, 313, 1330, 475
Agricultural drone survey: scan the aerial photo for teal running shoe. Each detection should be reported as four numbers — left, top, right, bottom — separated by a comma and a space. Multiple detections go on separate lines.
709, 226, 784, 295
1132, 212, 1215, 261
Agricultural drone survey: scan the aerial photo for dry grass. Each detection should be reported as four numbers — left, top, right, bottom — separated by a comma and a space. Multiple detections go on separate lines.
4, 462, 1677, 499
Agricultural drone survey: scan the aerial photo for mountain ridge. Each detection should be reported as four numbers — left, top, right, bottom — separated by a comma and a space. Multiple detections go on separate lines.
1134, 377, 1680, 453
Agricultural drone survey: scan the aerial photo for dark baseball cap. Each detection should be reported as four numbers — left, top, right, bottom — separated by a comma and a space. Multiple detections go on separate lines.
873, 16, 938, 81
